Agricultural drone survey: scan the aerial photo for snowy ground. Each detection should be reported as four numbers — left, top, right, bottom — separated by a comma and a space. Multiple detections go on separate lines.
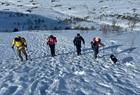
0, 0, 140, 95
0, 0, 140, 32
45, 0, 140, 30
0, 30, 140, 95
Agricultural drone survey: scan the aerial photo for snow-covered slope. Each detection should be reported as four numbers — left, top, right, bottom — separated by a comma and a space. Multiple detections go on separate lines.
0, 0, 71, 32
0, 30, 140, 95
0, 0, 140, 95
0, 0, 140, 32
49, 0, 140, 30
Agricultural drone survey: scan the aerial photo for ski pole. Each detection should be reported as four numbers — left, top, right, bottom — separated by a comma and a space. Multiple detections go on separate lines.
82, 44, 85, 54
73, 45, 76, 56
12, 48, 18, 60
43, 41, 48, 56
83, 44, 85, 49
102, 46, 105, 61
26, 48, 32, 60
47, 44, 50, 56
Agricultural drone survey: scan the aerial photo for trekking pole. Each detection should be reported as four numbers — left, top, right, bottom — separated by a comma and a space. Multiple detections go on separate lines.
83, 44, 85, 50
73, 45, 76, 56
26, 48, 32, 60
55, 44, 58, 56
102, 46, 106, 61
12, 48, 18, 60
43, 41, 48, 57
82, 44, 85, 54
47, 45, 50, 56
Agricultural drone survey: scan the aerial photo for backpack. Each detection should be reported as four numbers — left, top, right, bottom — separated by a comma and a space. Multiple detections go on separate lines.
47, 37, 56, 45
91, 37, 101, 47
14, 37, 26, 47
93, 37, 101, 43
91, 41, 98, 49
74, 36, 82, 46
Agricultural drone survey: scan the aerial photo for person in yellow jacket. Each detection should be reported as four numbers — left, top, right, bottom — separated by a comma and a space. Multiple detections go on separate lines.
11, 35, 28, 61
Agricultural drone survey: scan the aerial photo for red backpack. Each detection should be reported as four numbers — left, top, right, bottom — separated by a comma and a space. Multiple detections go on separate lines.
93, 37, 101, 43
47, 36, 57, 45
91, 37, 101, 46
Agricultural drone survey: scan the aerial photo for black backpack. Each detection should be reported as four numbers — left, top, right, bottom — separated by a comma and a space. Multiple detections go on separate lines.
74, 37, 82, 45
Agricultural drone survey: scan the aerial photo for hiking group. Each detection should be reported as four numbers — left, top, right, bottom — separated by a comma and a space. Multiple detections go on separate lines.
11, 33, 117, 63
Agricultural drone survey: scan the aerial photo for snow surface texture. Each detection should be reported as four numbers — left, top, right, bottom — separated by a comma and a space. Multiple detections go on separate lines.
0, 0, 140, 95
0, 30, 140, 95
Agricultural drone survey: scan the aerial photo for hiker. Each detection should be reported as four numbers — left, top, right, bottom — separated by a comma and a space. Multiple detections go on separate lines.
91, 37, 104, 59
11, 35, 28, 61
47, 35, 57, 57
73, 33, 85, 55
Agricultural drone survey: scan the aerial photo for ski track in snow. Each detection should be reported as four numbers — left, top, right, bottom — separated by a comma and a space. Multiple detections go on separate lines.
0, 30, 140, 95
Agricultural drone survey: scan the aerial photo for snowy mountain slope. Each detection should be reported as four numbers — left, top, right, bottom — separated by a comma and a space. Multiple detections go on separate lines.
49, 0, 140, 30
0, 0, 71, 32
0, 30, 140, 95
0, 0, 140, 94
0, 0, 140, 32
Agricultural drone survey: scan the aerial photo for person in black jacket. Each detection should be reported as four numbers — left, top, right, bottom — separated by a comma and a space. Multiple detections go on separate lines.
73, 33, 85, 55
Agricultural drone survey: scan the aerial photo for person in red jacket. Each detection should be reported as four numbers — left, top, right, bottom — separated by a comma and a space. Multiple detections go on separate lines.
91, 37, 104, 59
47, 35, 57, 57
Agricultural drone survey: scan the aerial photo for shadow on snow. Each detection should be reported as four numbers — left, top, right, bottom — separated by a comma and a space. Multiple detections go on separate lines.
31, 44, 132, 60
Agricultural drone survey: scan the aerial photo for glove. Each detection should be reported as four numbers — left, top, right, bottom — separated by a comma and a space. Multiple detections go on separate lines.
11, 46, 14, 49
24, 45, 27, 48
